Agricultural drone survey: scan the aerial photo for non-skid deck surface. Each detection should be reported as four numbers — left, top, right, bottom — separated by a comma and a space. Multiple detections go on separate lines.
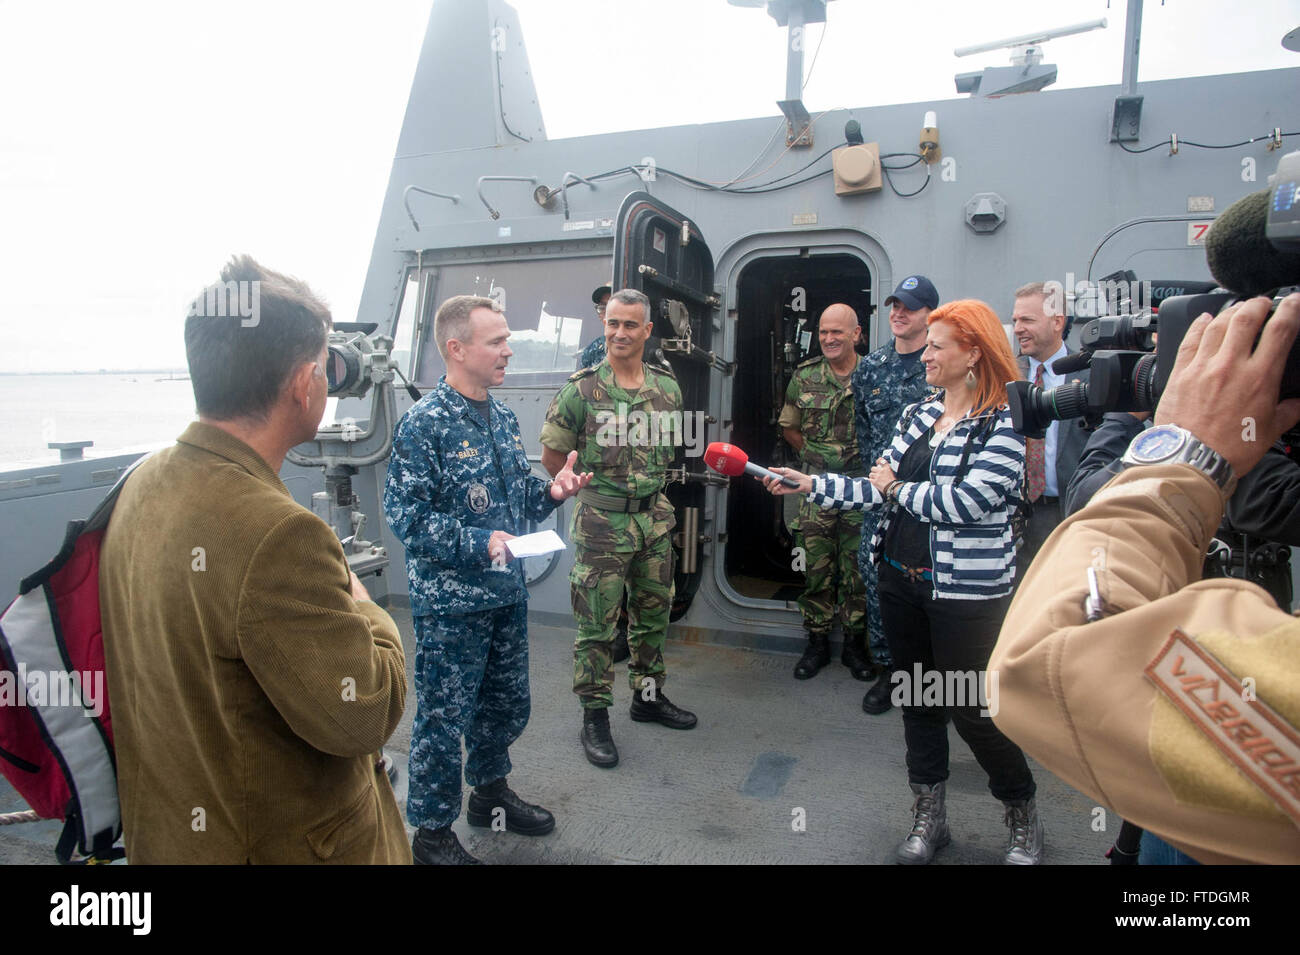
0, 607, 1107, 865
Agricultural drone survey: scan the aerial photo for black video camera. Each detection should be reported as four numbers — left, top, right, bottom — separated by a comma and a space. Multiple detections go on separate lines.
1006, 301, 1160, 438
1008, 289, 1300, 439
1010, 151, 1300, 438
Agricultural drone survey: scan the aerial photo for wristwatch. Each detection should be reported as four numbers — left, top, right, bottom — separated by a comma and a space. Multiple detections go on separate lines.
1120, 424, 1237, 497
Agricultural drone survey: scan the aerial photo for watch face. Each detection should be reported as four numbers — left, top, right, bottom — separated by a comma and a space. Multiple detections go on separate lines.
1132, 426, 1186, 463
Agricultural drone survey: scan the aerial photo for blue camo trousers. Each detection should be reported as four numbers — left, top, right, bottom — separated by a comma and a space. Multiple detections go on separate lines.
406, 603, 531, 830
858, 510, 891, 667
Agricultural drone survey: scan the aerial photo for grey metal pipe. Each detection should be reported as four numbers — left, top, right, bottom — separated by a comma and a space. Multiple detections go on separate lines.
559, 171, 595, 219
679, 506, 700, 575
477, 175, 538, 219
402, 185, 459, 232
784, 6, 805, 102
1120, 0, 1142, 97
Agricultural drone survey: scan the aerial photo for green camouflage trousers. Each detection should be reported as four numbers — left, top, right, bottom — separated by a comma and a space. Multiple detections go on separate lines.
569, 501, 674, 709
794, 497, 866, 637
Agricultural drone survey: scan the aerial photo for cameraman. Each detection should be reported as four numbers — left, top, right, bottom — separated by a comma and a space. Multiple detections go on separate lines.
991, 294, 1300, 865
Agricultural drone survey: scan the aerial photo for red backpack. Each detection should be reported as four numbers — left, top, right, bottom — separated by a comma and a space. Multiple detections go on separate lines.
0, 458, 146, 864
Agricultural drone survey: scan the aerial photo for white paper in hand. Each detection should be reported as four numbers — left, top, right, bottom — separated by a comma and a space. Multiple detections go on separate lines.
504, 529, 566, 559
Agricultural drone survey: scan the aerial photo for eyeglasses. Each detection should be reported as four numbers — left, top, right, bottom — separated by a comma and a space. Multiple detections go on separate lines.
595, 304, 607, 316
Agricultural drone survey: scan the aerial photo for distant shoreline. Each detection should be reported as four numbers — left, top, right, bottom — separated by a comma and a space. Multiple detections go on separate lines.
0, 369, 189, 376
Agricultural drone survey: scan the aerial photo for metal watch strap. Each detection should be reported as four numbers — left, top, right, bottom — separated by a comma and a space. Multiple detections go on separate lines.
1122, 425, 1237, 497
1177, 436, 1237, 497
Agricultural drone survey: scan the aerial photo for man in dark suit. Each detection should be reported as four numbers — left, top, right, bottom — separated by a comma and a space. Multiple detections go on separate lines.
1012, 281, 1092, 567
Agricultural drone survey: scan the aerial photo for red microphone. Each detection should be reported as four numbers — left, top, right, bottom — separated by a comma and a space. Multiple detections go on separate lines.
704, 442, 801, 488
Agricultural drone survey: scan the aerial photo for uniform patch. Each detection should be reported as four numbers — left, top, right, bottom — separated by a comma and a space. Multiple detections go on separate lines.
1145, 628, 1300, 828
467, 482, 491, 514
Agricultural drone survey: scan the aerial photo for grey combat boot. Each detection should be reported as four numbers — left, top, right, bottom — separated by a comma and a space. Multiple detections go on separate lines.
1002, 797, 1045, 865
895, 781, 950, 865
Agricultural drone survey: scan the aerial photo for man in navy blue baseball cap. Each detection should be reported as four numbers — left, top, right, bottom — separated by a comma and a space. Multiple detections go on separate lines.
850, 272, 940, 716
884, 275, 939, 312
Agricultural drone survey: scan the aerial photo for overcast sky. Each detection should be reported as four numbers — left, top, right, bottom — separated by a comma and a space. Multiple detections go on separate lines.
1, 0, 1296, 372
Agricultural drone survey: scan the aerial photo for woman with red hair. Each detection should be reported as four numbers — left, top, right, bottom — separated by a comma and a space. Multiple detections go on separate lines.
765, 299, 1042, 865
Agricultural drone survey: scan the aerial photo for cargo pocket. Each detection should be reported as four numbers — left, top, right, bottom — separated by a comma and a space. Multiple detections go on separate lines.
569, 562, 608, 625
306, 783, 378, 862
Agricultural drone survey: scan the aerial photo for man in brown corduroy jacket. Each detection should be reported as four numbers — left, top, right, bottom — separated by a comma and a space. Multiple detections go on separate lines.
100, 256, 410, 864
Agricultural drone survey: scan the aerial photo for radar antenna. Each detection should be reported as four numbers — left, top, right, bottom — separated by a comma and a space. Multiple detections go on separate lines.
953, 17, 1107, 97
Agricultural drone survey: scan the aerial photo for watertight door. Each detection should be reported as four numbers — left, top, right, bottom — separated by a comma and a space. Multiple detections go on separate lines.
612, 191, 719, 619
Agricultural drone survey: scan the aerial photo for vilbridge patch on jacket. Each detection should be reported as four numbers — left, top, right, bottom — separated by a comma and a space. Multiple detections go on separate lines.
384, 380, 559, 617
1146, 627, 1300, 827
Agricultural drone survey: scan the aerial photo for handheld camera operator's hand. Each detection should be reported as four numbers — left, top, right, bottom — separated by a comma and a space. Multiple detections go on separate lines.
550, 450, 593, 501
1154, 294, 1300, 477
761, 466, 813, 496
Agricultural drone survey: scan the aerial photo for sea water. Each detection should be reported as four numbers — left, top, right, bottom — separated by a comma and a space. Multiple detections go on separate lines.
0, 374, 198, 468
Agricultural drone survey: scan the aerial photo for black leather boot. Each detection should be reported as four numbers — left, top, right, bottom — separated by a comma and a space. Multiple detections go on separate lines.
840, 632, 874, 681
611, 622, 630, 664
794, 632, 831, 680
862, 668, 894, 714
581, 707, 619, 767
629, 690, 697, 729
411, 826, 482, 865
466, 778, 555, 835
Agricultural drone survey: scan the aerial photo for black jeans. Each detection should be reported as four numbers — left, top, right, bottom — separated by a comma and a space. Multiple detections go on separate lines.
878, 561, 1035, 803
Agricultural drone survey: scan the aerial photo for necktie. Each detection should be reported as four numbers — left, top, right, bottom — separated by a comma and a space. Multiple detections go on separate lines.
1026, 363, 1046, 502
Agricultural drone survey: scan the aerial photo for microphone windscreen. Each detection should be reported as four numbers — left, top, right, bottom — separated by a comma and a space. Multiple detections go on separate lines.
703, 442, 748, 477
1205, 189, 1300, 296
1050, 352, 1091, 375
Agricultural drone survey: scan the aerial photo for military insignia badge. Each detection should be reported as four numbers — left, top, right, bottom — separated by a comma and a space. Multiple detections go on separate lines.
467, 482, 491, 514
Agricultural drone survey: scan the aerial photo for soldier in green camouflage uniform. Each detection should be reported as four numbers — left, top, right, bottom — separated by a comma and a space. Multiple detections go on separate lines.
540, 289, 697, 769
779, 303, 872, 680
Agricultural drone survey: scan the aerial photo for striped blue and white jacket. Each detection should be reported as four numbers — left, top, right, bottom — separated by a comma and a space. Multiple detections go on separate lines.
810, 395, 1026, 600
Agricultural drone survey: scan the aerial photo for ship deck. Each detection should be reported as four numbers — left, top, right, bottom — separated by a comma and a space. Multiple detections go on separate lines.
1, 608, 1107, 865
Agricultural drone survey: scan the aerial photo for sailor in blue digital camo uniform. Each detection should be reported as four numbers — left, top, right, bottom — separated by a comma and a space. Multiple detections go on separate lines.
576, 284, 612, 370
851, 275, 937, 715
384, 294, 590, 865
